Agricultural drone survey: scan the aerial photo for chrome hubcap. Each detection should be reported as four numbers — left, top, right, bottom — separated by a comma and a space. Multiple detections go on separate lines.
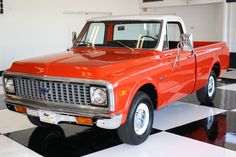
207, 109, 214, 130
208, 76, 215, 97
134, 103, 149, 135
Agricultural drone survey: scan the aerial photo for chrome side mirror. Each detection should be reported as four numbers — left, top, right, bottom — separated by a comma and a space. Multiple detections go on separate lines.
180, 33, 194, 52
72, 32, 77, 44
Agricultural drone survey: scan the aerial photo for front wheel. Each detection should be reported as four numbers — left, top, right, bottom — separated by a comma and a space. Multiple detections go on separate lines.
196, 71, 217, 104
117, 91, 154, 145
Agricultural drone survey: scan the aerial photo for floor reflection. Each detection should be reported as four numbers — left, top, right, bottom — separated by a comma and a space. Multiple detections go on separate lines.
28, 126, 122, 157
27, 125, 159, 157
167, 102, 236, 151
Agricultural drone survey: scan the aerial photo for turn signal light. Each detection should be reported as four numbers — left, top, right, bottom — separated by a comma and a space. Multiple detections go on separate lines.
119, 89, 127, 96
76, 117, 93, 125
15, 105, 26, 113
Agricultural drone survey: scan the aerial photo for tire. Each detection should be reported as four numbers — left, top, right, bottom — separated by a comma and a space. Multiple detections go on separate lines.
117, 91, 154, 145
196, 71, 217, 104
203, 114, 218, 142
27, 115, 53, 127
28, 126, 65, 156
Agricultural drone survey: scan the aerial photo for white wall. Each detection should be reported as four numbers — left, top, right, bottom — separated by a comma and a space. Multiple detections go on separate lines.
0, 0, 140, 70
139, 0, 224, 8
146, 3, 224, 42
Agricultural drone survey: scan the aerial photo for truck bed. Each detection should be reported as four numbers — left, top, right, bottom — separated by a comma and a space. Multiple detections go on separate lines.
193, 41, 229, 91
194, 41, 219, 48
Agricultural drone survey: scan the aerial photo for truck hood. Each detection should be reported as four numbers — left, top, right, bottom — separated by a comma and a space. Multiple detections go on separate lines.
8, 49, 160, 82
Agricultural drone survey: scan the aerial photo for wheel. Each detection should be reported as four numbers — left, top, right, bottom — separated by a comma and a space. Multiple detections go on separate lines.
117, 91, 154, 145
202, 109, 218, 141
28, 126, 65, 156
27, 115, 53, 127
196, 71, 217, 104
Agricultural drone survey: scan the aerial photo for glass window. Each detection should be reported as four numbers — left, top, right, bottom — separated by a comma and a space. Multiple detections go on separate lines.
76, 21, 162, 49
114, 23, 161, 41
82, 23, 105, 44
166, 22, 183, 50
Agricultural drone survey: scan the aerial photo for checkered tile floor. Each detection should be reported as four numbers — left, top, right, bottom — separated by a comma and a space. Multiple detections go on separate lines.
0, 71, 236, 157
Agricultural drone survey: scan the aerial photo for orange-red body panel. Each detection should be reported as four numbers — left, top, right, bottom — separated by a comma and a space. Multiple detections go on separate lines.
6, 41, 229, 124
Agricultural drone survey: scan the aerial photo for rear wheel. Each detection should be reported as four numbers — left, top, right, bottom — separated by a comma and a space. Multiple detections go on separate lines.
196, 71, 217, 104
117, 91, 154, 145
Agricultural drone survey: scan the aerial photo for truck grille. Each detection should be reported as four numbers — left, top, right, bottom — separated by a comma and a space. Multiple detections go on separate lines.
14, 77, 91, 105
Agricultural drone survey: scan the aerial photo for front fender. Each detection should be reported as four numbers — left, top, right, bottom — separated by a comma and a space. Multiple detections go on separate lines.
118, 77, 159, 124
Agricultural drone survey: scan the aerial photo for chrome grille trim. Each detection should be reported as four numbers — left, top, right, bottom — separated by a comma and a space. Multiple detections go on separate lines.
14, 77, 91, 105
3, 72, 115, 112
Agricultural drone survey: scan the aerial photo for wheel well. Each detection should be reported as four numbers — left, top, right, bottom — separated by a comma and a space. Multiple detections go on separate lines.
212, 63, 220, 78
138, 84, 158, 109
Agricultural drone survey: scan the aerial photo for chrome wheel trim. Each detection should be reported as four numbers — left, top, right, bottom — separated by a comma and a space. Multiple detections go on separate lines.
207, 109, 214, 130
208, 76, 215, 97
134, 103, 150, 135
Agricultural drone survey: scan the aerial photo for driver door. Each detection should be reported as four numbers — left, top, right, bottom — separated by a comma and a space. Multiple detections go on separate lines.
164, 22, 196, 104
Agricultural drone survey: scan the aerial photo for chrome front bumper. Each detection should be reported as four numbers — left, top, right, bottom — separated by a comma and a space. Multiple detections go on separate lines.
5, 96, 122, 129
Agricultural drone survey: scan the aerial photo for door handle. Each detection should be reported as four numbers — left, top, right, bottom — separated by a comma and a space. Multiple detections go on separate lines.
165, 53, 172, 57
187, 53, 196, 58
165, 53, 175, 59
187, 55, 194, 58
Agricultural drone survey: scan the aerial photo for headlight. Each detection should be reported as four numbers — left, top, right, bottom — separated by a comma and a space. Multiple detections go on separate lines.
90, 87, 107, 106
4, 78, 15, 94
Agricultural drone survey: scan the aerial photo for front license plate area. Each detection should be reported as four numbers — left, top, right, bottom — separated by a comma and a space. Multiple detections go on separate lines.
39, 111, 58, 124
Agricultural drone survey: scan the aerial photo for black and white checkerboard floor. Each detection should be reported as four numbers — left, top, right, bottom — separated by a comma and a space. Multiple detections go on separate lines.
0, 71, 236, 157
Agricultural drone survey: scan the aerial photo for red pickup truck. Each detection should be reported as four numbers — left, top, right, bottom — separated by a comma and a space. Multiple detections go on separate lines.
3, 15, 229, 145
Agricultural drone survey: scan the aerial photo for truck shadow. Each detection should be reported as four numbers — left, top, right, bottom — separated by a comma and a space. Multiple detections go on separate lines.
28, 103, 221, 157
28, 126, 123, 157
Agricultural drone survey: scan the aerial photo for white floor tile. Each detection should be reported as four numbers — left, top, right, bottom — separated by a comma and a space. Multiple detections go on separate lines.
153, 101, 226, 130
221, 71, 236, 79
0, 135, 42, 157
218, 84, 236, 92
84, 132, 236, 157
0, 109, 35, 134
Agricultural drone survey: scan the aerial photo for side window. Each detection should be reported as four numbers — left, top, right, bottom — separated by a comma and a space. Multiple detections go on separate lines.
166, 22, 183, 50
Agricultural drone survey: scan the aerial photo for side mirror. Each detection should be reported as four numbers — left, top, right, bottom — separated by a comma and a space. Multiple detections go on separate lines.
72, 32, 77, 44
180, 33, 194, 52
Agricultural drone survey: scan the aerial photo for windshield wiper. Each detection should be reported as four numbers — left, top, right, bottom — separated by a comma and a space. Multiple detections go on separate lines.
77, 41, 95, 50
114, 41, 134, 52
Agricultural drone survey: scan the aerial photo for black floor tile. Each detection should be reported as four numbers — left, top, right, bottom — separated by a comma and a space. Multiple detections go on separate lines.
180, 89, 236, 111
166, 111, 236, 152
5, 124, 161, 157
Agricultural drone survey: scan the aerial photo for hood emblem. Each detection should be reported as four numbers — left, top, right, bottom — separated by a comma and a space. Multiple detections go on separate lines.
40, 87, 50, 95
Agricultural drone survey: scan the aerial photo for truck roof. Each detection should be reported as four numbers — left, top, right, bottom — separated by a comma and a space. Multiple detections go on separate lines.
88, 14, 183, 22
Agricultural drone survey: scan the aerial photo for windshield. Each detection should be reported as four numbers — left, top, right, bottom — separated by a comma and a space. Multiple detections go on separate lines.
74, 21, 162, 49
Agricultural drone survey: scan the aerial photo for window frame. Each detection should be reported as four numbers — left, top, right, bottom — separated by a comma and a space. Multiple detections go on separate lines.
164, 21, 184, 50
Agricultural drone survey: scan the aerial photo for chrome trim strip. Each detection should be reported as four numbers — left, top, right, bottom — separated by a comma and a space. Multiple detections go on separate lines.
3, 71, 115, 112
